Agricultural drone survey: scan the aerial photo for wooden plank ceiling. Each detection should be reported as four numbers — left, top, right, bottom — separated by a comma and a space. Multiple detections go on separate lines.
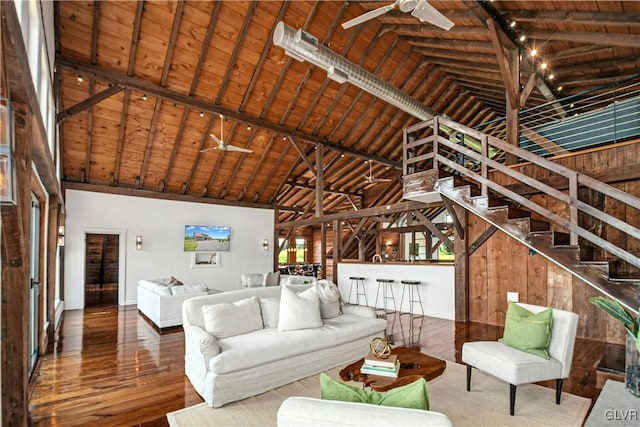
55, 1, 640, 223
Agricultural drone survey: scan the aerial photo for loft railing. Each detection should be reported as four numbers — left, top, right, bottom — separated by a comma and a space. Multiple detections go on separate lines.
476, 75, 640, 158
403, 116, 640, 270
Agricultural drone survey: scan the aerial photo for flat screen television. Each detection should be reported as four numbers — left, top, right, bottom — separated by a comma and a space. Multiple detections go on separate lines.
184, 225, 231, 252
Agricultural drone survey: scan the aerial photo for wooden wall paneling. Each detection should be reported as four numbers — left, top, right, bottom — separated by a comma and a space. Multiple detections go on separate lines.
546, 264, 573, 312
486, 229, 509, 325
526, 193, 549, 306
572, 275, 607, 341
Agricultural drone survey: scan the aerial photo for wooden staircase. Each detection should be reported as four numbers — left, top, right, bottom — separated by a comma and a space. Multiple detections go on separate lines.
402, 116, 640, 314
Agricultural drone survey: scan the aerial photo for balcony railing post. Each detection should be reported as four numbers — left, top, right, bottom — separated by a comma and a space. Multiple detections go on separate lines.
569, 172, 579, 245
481, 134, 488, 196
403, 128, 408, 177
433, 116, 439, 172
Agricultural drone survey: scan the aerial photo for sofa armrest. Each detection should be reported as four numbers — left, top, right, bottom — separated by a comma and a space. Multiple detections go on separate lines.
277, 397, 453, 427
341, 304, 377, 319
184, 325, 220, 366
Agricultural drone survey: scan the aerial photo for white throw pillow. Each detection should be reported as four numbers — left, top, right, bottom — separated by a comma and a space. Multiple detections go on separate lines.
201, 296, 263, 339
315, 279, 341, 303
171, 283, 208, 295
300, 286, 341, 319
278, 284, 322, 331
241, 273, 265, 287
263, 271, 280, 287
259, 297, 280, 328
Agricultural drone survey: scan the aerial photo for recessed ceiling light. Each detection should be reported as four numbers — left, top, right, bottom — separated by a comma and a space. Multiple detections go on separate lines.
548, 74, 554, 80
142, 94, 148, 100
557, 85, 563, 91
246, 124, 251, 130
200, 111, 204, 117
530, 49, 537, 57
519, 35, 526, 42
510, 21, 516, 28
540, 62, 547, 70
77, 75, 83, 82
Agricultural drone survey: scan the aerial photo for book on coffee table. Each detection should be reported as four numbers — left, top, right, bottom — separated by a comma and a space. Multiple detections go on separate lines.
361, 360, 400, 378
364, 352, 398, 369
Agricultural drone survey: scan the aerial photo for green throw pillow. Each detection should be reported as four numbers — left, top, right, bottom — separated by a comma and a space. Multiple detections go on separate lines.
500, 302, 553, 359
319, 373, 429, 410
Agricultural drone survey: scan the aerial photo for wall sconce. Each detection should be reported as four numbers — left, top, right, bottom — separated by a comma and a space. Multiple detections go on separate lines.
135, 235, 143, 251
0, 98, 17, 205
57, 225, 65, 247
262, 238, 269, 251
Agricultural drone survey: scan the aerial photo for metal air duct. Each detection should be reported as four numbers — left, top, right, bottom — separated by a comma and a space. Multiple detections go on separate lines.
273, 21, 438, 121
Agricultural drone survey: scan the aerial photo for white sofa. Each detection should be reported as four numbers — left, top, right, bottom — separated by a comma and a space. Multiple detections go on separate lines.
182, 284, 387, 408
137, 279, 215, 329
277, 397, 453, 427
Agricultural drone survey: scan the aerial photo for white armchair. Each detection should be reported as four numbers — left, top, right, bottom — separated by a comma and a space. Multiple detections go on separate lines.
462, 303, 579, 415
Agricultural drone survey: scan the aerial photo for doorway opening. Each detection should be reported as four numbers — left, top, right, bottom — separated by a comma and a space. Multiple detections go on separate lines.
84, 233, 120, 307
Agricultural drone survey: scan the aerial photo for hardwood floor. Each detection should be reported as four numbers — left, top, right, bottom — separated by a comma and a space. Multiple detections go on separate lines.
29, 305, 607, 426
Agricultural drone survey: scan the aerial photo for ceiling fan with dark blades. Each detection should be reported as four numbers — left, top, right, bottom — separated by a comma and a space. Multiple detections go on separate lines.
200, 114, 253, 154
364, 162, 393, 184
342, 0, 454, 31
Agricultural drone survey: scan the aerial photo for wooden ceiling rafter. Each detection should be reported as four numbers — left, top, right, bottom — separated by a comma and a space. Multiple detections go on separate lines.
219, 127, 259, 199
182, 114, 215, 195
237, 133, 276, 201
215, 1, 257, 106
111, 0, 144, 187
280, 3, 350, 124
161, 2, 220, 193
527, 29, 640, 48
56, 57, 400, 169
238, 2, 289, 114
138, 0, 184, 190
505, 10, 640, 26
405, 37, 494, 53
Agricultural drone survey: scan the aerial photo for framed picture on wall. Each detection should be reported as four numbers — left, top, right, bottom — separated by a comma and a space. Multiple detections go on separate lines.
191, 252, 220, 268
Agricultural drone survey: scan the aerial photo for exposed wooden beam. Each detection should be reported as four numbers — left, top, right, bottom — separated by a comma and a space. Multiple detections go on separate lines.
486, 18, 518, 110
285, 181, 362, 198
276, 201, 439, 229
507, 10, 640, 26
403, 37, 494, 53
288, 136, 316, 175
412, 210, 454, 251
468, 225, 497, 255
440, 196, 465, 240
62, 181, 303, 212
527, 29, 640, 48
520, 72, 538, 106
56, 85, 124, 123
215, 1, 256, 105
56, 57, 400, 169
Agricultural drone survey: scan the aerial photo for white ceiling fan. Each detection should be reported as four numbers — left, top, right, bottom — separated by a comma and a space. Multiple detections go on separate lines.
364, 161, 392, 184
200, 114, 253, 154
342, 0, 454, 31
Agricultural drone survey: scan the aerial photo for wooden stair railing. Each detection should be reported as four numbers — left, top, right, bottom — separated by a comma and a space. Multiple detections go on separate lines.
402, 116, 640, 314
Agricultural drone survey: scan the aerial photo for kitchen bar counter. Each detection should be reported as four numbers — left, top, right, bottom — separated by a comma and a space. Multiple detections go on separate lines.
337, 262, 455, 320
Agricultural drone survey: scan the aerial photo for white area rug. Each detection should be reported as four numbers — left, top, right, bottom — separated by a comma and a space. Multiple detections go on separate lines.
167, 361, 590, 427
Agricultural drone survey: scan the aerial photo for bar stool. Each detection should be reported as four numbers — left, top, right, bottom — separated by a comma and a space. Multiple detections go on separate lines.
348, 277, 368, 306
375, 279, 397, 343
400, 280, 424, 317
375, 279, 397, 315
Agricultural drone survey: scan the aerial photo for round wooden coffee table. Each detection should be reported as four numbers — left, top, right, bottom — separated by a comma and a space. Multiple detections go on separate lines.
339, 346, 446, 392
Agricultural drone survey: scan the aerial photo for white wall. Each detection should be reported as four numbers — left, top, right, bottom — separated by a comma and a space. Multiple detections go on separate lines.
64, 190, 274, 309
337, 262, 455, 320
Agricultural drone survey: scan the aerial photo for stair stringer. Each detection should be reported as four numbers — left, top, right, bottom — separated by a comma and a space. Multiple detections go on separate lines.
435, 176, 640, 314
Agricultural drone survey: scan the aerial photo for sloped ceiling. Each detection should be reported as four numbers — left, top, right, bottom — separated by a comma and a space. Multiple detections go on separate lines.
55, 1, 640, 223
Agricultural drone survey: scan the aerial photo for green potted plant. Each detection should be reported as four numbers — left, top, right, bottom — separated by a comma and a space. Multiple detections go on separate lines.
589, 296, 639, 397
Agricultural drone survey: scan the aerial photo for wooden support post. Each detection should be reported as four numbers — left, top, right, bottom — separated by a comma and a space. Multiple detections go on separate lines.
320, 223, 327, 280
505, 48, 520, 166
1, 103, 31, 427
453, 204, 469, 322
